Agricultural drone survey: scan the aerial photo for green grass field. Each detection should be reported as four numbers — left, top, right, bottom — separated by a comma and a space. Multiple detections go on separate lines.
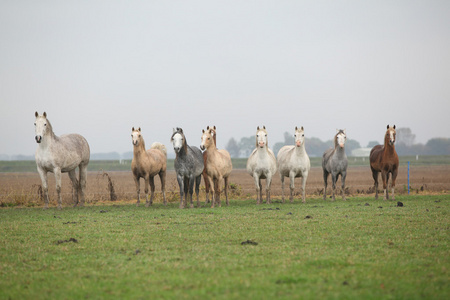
0, 195, 448, 299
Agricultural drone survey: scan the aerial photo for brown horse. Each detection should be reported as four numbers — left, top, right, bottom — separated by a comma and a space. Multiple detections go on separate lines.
202, 125, 218, 203
200, 127, 233, 208
131, 127, 167, 206
370, 125, 399, 200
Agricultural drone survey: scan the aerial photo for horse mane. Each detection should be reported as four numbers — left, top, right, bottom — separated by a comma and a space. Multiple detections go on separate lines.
334, 129, 345, 148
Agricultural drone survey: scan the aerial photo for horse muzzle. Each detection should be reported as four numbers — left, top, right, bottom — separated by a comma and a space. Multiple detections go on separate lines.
35, 136, 42, 143
296, 141, 301, 147
174, 147, 180, 153
200, 145, 205, 151
339, 143, 345, 148
389, 140, 395, 146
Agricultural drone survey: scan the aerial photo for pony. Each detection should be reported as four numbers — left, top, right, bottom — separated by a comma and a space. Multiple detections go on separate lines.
131, 127, 167, 206
34, 112, 90, 209
370, 125, 399, 200
277, 126, 311, 203
246, 126, 277, 204
202, 125, 218, 203
171, 127, 204, 208
322, 129, 348, 201
200, 127, 233, 207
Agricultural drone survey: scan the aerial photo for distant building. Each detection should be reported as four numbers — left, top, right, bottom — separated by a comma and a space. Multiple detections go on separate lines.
351, 148, 371, 157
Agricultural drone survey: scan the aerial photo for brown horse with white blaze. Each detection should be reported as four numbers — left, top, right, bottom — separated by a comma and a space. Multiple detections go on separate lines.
200, 127, 233, 208
370, 125, 399, 200
131, 127, 167, 206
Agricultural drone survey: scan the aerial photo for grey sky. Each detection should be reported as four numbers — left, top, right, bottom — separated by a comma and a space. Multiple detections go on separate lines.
1, 0, 449, 157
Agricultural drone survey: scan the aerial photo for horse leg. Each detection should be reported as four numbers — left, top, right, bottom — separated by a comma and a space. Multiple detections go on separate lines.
381, 171, 388, 200
68, 169, 80, 207
207, 175, 215, 208
177, 174, 184, 208
203, 152, 210, 203
280, 175, 285, 203
147, 176, 155, 207
54, 168, 63, 210
266, 174, 273, 204
253, 174, 260, 204
215, 179, 220, 206
371, 168, 379, 199
160, 170, 167, 206
133, 176, 141, 206
217, 176, 223, 207
391, 169, 398, 201
37, 167, 50, 209
195, 175, 202, 207
188, 176, 195, 208
331, 172, 338, 201
144, 176, 151, 207
323, 170, 329, 201
301, 171, 308, 203
341, 171, 347, 201
224, 176, 229, 206
289, 171, 295, 203
385, 173, 390, 200
79, 163, 88, 206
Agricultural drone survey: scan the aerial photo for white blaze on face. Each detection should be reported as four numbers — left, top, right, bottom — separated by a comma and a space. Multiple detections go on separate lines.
172, 133, 183, 153
295, 129, 305, 147
337, 132, 346, 148
256, 130, 267, 148
131, 131, 140, 146
389, 128, 396, 145
34, 116, 47, 143
200, 131, 208, 150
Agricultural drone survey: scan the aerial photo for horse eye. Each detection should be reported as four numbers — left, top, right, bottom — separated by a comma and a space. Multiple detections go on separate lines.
34, 123, 36, 125
265, 134, 267, 137
302, 134, 304, 137
44, 124, 47, 126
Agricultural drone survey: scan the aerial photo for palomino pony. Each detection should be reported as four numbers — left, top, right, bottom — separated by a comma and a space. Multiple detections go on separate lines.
34, 112, 90, 209
171, 127, 204, 208
370, 125, 399, 200
277, 126, 311, 203
322, 129, 348, 201
246, 126, 277, 204
202, 125, 218, 203
200, 127, 233, 207
131, 127, 167, 206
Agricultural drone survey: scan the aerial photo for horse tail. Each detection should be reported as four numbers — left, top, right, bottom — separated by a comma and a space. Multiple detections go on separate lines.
151, 142, 167, 158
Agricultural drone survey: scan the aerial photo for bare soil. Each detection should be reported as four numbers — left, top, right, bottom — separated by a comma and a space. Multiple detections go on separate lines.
1, 165, 449, 207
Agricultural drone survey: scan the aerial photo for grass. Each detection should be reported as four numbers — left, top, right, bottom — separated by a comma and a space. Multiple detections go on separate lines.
0, 195, 448, 299
1, 155, 450, 172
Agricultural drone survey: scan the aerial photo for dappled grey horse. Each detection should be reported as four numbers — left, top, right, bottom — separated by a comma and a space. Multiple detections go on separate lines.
322, 129, 348, 201
34, 112, 90, 209
171, 127, 204, 208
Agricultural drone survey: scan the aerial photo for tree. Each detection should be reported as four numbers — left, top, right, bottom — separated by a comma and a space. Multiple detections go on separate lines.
272, 142, 285, 156
239, 136, 255, 158
225, 138, 240, 158
345, 139, 361, 156
425, 138, 450, 155
367, 141, 379, 148
397, 127, 416, 147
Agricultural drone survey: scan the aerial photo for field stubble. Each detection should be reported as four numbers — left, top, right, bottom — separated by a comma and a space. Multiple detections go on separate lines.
1, 165, 449, 207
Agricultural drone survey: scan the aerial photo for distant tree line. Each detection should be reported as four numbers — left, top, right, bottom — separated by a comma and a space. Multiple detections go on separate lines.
225, 127, 450, 158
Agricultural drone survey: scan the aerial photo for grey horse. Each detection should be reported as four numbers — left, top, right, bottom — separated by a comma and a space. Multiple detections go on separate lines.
322, 129, 348, 201
171, 127, 204, 208
34, 112, 90, 209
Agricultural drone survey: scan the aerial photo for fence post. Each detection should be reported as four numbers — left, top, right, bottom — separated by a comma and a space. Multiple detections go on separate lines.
407, 161, 410, 195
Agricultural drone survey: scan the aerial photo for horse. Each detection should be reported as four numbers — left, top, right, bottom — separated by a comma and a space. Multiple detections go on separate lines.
370, 125, 399, 200
200, 127, 233, 208
277, 126, 311, 203
171, 127, 204, 208
322, 129, 348, 201
131, 127, 167, 206
202, 125, 218, 203
34, 112, 90, 209
246, 126, 277, 204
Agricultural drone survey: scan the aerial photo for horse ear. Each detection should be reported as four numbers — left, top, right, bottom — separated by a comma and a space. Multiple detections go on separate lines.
301, 126, 304, 131
295, 126, 298, 130
257, 126, 260, 130
132, 127, 135, 131
35, 111, 38, 117
213, 126, 216, 130
387, 124, 389, 129
138, 127, 141, 132
43, 112, 47, 118
202, 129, 205, 133
263, 125, 266, 129
393, 125, 396, 129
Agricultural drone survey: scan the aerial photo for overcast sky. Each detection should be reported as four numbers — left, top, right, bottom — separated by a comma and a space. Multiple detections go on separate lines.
1, 0, 449, 157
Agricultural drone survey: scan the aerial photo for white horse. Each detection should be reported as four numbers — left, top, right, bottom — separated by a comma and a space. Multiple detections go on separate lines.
277, 126, 311, 203
34, 112, 90, 209
246, 126, 277, 204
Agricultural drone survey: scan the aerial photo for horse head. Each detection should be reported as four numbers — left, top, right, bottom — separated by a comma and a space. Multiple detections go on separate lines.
200, 128, 215, 151
131, 127, 142, 146
335, 129, 346, 149
294, 126, 305, 147
171, 127, 186, 154
34, 111, 50, 143
256, 126, 268, 148
386, 125, 396, 146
